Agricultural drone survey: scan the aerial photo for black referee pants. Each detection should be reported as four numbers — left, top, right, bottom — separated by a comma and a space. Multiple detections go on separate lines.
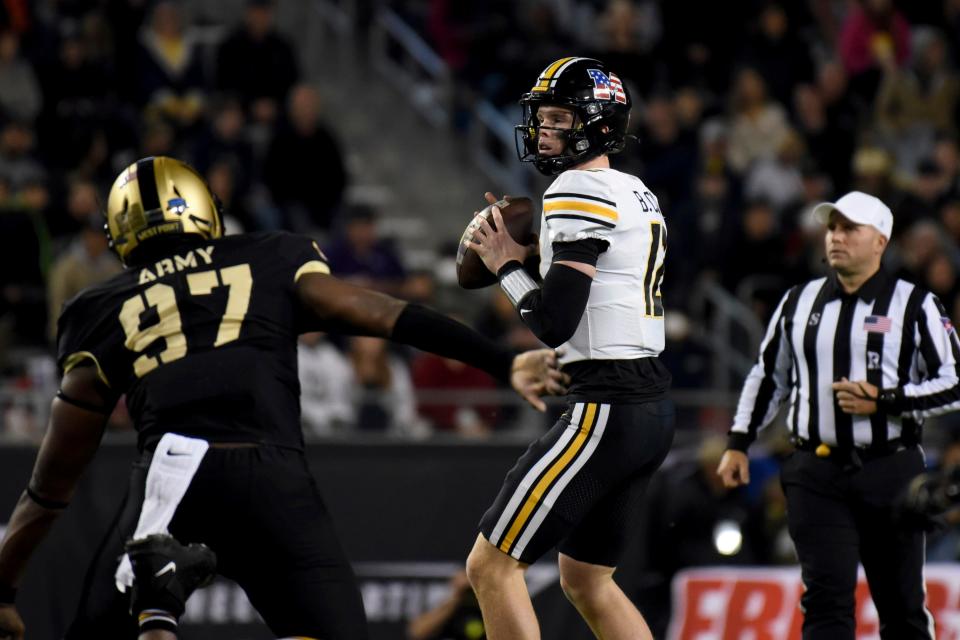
781, 446, 933, 640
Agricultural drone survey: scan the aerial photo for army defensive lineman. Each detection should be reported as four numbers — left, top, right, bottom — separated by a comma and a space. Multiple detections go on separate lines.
465, 57, 674, 640
0, 156, 566, 640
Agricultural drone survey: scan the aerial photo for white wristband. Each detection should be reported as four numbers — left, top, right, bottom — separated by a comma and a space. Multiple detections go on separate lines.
499, 265, 539, 307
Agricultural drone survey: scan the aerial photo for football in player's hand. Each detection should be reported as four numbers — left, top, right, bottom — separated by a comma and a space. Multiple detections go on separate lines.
456, 197, 537, 289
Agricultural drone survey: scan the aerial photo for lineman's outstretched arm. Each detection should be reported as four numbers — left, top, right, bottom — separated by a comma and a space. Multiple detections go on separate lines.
296, 274, 567, 409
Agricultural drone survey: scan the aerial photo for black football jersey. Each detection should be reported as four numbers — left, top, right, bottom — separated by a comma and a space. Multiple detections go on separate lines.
56, 231, 331, 451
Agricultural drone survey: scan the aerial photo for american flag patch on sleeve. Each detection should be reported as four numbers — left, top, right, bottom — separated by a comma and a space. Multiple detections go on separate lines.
942, 316, 956, 334
864, 315, 892, 333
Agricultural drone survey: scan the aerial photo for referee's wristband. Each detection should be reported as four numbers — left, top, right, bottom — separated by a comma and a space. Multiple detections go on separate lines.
498, 261, 539, 308
0, 584, 16, 604
726, 432, 753, 453
877, 388, 905, 414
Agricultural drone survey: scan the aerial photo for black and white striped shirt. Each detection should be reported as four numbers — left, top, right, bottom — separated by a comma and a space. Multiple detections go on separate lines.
729, 270, 960, 451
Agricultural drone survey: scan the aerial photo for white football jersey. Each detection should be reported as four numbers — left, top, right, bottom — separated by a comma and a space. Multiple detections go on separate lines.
538, 168, 667, 364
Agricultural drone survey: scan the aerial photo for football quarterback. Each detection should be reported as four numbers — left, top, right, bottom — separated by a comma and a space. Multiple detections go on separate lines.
465, 57, 674, 640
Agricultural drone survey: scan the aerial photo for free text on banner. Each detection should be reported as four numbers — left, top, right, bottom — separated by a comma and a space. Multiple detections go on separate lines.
669, 565, 960, 640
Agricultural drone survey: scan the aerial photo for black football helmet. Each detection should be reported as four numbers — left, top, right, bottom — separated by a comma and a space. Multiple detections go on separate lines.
515, 57, 631, 176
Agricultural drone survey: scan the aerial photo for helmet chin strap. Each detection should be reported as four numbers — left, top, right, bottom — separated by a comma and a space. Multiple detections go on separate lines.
536, 125, 580, 158
555, 128, 591, 156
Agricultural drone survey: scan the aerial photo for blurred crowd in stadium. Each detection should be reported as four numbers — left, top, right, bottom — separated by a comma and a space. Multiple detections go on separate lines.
402, 0, 960, 328
2, 0, 960, 440
1, 0, 960, 634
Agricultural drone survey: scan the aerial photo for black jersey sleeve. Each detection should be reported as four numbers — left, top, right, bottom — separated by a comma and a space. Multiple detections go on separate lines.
56, 292, 127, 391
273, 233, 334, 333
280, 233, 331, 285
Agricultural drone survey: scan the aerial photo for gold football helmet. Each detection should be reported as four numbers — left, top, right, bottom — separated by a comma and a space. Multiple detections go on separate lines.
105, 156, 223, 264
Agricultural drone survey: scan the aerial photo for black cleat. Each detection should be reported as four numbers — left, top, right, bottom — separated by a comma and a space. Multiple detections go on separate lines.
125, 533, 216, 619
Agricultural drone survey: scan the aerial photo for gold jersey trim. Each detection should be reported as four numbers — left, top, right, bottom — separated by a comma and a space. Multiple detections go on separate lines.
62, 351, 112, 388
294, 260, 331, 283
543, 200, 619, 221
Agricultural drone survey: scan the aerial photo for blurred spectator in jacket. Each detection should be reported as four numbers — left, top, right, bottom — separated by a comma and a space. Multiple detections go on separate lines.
205, 159, 257, 233
839, 0, 911, 103
323, 204, 407, 295
216, 0, 300, 125
744, 128, 805, 215
588, 0, 662, 98
933, 134, 960, 194
136, 1, 206, 130
895, 220, 946, 284
47, 177, 101, 240
0, 176, 49, 346
263, 83, 347, 231
46, 215, 121, 341
0, 120, 44, 190
850, 146, 906, 229
897, 157, 952, 231
722, 198, 787, 317
637, 94, 697, 213
818, 59, 865, 145
190, 96, 256, 193
298, 332, 355, 435
794, 82, 855, 192
876, 28, 959, 178
924, 251, 960, 310
739, 2, 815, 108
0, 28, 40, 123
35, 21, 122, 172
348, 336, 422, 435
659, 0, 750, 94
940, 199, 960, 250
726, 67, 791, 174
669, 165, 740, 296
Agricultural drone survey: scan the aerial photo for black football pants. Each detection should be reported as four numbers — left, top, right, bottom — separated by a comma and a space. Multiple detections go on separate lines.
64, 445, 369, 639
781, 446, 933, 640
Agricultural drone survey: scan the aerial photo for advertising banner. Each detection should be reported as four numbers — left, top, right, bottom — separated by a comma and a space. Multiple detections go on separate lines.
669, 566, 960, 640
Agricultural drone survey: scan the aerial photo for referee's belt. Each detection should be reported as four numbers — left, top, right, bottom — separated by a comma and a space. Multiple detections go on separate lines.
793, 438, 912, 468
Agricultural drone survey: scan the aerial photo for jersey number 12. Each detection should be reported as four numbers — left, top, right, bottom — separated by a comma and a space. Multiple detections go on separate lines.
643, 222, 667, 318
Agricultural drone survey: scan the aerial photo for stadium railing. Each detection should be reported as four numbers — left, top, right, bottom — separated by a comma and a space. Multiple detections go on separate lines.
313, 0, 357, 64
689, 278, 765, 391
469, 100, 531, 197
369, 8, 454, 129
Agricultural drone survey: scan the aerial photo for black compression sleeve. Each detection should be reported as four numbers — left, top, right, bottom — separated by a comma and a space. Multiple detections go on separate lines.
391, 303, 515, 382
499, 262, 593, 348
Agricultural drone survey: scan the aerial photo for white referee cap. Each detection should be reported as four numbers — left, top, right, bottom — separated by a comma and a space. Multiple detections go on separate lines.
812, 191, 894, 240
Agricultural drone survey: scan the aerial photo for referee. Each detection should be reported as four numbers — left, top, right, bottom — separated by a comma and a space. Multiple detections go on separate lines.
717, 191, 960, 639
